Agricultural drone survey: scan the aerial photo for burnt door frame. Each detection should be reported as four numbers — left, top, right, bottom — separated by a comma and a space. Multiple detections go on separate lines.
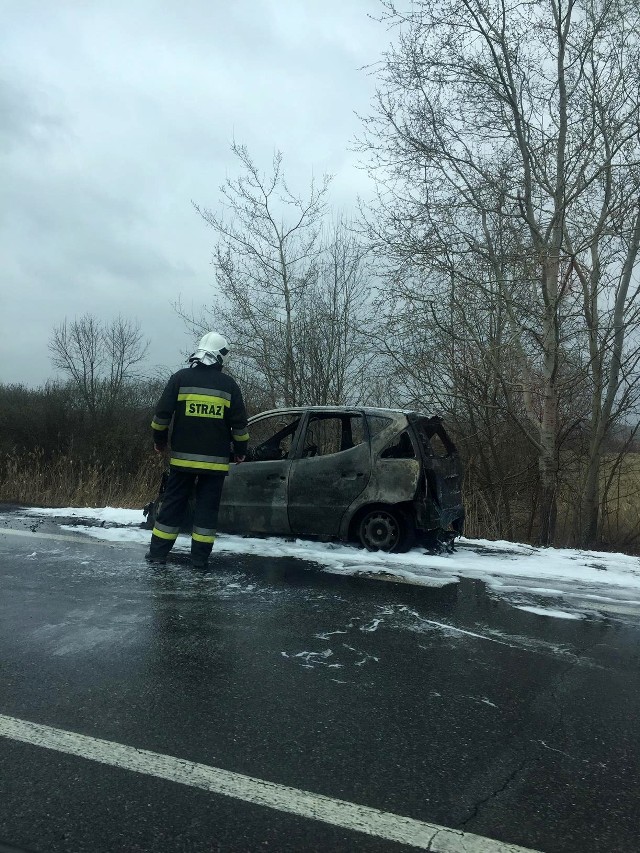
219, 412, 304, 535
287, 411, 371, 537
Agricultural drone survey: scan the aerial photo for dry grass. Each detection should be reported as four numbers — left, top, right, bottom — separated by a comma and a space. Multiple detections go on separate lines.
553, 451, 640, 552
597, 452, 640, 552
464, 452, 640, 553
0, 449, 163, 509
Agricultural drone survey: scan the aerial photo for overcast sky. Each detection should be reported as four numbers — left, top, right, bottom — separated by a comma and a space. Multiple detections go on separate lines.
1, 0, 391, 387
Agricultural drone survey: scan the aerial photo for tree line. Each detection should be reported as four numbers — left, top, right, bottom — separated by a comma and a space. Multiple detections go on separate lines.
0, 317, 164, 508
2, 0, 640, 551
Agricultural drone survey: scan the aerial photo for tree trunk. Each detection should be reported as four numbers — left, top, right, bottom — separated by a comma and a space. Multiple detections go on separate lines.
538, 269, 560, 546
578, 203, 640, 548
581, 445, 601, 548
537, 398, 559, 545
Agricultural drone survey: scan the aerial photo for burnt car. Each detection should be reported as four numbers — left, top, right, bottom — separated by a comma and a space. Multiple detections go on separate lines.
204, 406, 464, 552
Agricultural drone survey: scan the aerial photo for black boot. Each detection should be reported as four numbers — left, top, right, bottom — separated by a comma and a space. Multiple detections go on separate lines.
145, 550, 167, 565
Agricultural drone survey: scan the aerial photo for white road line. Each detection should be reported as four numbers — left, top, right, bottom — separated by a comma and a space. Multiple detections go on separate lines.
0, 713, 542, 853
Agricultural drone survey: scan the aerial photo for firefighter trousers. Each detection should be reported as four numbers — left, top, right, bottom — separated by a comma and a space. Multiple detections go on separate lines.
149, 470, 225, 565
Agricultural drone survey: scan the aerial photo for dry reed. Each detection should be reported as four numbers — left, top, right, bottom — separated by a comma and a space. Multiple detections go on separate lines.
0, 449, 163, 509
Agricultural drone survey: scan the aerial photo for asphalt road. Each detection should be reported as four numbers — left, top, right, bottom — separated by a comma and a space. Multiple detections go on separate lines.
0, 509, 639, 853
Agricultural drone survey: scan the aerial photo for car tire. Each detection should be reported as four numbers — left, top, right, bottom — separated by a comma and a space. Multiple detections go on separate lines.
358, 507, 415, 553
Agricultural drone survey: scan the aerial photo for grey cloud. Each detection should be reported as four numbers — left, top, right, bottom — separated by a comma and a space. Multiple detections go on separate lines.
1, 0, 387, 387
0, 77, 66, 153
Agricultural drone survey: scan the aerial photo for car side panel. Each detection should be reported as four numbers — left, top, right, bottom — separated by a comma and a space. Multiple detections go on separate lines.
287, 441, 371, 537
338, 458, 421, 539
218, 459, 291, 535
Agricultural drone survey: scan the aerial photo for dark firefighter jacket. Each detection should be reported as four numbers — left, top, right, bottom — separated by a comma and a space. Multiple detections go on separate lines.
151, 363, 249, 474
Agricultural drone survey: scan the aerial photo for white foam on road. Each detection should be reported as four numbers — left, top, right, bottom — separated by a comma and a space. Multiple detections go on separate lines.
15, 505, 640, 618
0, 713, 541, 853
0, 527, 101, 544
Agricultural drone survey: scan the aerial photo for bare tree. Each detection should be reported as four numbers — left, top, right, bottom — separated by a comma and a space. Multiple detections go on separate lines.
184, 144, 377, 406
49, 314, 148, 421
291, 219, 377, 405
188, 143, 329, 406
359, 0, 640, 545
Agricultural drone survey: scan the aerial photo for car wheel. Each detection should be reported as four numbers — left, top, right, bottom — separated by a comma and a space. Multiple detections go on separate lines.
358, 507, 415, 553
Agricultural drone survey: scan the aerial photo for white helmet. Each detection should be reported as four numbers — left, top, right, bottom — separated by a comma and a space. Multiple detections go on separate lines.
189, 331, 230, 366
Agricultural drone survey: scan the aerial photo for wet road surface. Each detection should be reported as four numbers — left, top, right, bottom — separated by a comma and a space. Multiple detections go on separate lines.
1, 511, 639, 852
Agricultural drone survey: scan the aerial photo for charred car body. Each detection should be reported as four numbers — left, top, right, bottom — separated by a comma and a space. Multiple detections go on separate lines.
145, 406, 464, 553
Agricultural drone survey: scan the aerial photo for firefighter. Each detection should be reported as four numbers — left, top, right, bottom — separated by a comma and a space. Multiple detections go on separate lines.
146, 331, 249, 569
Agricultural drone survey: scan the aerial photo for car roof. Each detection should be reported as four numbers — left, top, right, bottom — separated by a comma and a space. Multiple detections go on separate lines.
250, 406, 427, 418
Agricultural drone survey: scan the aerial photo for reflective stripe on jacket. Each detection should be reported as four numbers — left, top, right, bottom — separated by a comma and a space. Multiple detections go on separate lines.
151, 363, 249, 474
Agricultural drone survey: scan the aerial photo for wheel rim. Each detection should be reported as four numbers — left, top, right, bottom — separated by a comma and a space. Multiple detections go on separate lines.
361, 511, 400, 552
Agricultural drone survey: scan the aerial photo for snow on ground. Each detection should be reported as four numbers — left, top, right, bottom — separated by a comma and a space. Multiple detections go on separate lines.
21, 506, 640, 620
